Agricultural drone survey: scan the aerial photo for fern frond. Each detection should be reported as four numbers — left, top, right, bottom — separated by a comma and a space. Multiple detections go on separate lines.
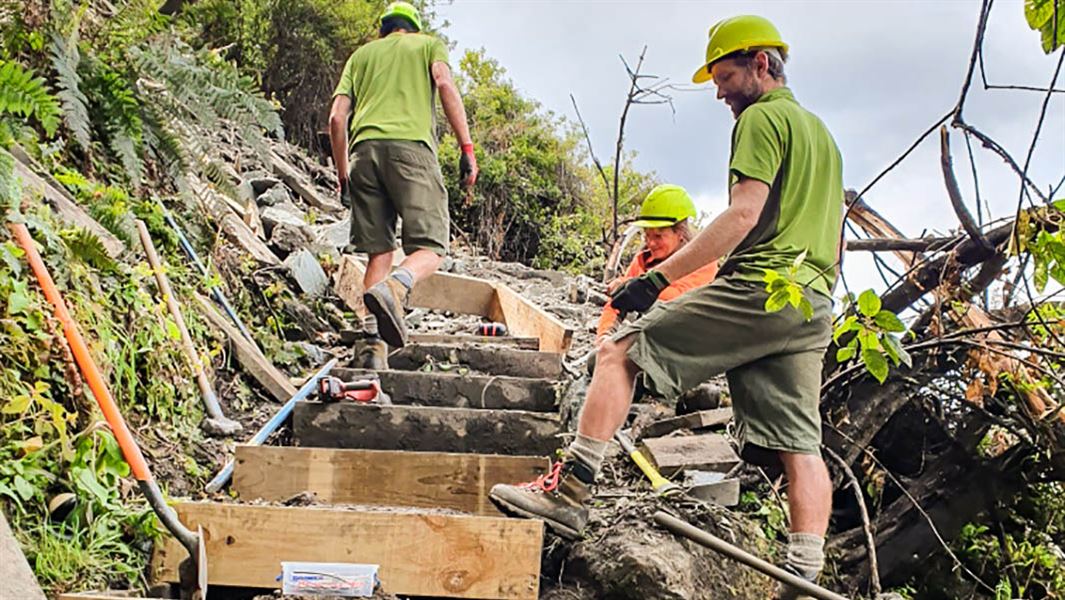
0, 60, 62, 135
0, 147, 19, 212
60, 227, 116, 272
49, 30, 91, 149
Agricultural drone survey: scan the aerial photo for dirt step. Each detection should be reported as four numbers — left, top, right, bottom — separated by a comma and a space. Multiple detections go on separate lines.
295, 401, 561, 456
388, 343, 563, 379
233, 445, 549, 516
408, 332, 540, 350
153, 502, 542, 598
335, 367, 558, 412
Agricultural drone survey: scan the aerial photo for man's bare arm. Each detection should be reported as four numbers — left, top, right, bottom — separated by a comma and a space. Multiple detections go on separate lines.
656, 178, 769, 283
432, 62, 471, 146
328, 94, 352, 186
432, 61, 478, 187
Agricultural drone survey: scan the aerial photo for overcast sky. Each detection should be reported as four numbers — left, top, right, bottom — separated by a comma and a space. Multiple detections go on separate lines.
437, 0, 1064, 296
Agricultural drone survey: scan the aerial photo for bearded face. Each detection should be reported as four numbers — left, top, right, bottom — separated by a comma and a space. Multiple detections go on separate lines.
711, 54, 770, 118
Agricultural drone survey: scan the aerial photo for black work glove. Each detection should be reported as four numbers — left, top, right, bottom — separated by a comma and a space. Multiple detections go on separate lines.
609, 270, 670, 314
338, 178, 351, 209
458, 143, 478, 188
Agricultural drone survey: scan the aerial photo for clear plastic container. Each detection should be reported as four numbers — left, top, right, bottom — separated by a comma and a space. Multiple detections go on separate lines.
280, 561, 379, 597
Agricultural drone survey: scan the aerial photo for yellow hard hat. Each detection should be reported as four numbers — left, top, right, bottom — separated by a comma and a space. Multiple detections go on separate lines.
381, 1, 423, 32
633, 184, 697, 229
692, 15, 789, 84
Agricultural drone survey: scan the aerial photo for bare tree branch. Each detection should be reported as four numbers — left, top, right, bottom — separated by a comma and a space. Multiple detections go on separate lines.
570, 94, 611, 193
940, 126, 993, 252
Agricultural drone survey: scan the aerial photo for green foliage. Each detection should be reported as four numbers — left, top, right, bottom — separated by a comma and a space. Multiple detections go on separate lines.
833, 290, 911, 384
48, 25, 91, 149
739, 489, 789, 542
1026, 0, 1065, 53
0, 59, 61, 136
762, 250, 816, 320
180, 0, 388, 150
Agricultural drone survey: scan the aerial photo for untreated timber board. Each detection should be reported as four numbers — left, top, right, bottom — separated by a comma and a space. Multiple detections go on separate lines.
334, 256, 574, 353
388, 343, 563, 379
639, 433, 740, 476
152, 502, 542, 599
489, 283, 573, 354
295, 401, 561, 455
9, 149, 125, 258
194, 293, 297, 402
334, 367, 558, 412
638, 408, 733, 440
335, 255, 497, 317
409, 333, 540, 350
233, 445, 548, 515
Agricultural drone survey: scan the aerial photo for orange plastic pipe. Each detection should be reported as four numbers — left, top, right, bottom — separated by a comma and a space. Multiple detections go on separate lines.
8, 223, 152, 482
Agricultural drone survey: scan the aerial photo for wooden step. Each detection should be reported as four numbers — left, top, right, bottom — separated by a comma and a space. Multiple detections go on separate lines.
389, 343, 563, 379
334, 367, 558, 412
409, 333, 540, 350
295, 401, 561, 455
152, 502, 542, 598
233, 445, 548, 515
639, 433, 740, 476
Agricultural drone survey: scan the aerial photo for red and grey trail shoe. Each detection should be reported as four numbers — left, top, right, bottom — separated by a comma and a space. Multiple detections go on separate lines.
363, 277, 409, 348
489, 459, 593, 539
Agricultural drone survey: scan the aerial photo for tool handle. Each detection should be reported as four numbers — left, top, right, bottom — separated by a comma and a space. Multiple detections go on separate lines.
629, 450, 674, 491
9, 223, 153, 482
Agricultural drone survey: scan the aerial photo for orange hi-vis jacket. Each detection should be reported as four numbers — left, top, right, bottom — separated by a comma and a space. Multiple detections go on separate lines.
596, 250, 718, 339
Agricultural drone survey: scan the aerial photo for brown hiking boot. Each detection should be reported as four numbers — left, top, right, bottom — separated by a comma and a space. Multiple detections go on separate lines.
363, 278, 409, 348
355, 336, 389, 370
773, 566, 820, 600
489, 459, 593, 539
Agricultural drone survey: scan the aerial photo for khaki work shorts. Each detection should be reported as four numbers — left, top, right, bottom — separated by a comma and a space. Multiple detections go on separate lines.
613, 276, 833, 466
345, 139, 449, 256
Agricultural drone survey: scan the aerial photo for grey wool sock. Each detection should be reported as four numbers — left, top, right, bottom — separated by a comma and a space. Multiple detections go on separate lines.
361, 314, 379, 336
390, 267, 414, 291
565, 433, 610, 477
786, 532, 825, 580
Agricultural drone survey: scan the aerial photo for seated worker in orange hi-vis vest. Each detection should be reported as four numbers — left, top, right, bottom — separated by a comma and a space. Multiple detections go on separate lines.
597, 184, 718, 343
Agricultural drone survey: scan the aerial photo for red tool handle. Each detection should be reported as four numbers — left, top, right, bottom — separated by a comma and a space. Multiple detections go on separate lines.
9, 223, 152, 482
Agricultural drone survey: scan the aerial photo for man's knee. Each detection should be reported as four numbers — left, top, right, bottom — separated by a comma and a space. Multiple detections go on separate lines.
596, 335, 637, 373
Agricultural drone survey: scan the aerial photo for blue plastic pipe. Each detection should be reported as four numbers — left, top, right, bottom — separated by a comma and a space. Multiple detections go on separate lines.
204, 358, 337, 493
164, 211, 257, 345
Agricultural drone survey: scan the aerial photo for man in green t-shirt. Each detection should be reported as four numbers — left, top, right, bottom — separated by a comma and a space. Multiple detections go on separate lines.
328, 1, 477, 363
490, 15, 842, 598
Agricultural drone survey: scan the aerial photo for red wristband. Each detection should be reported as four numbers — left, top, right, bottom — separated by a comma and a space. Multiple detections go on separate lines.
460, 143, 474, 154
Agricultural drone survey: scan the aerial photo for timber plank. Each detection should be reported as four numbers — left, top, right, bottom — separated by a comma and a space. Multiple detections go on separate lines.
388, 343, 563, 379
194, 293, 297, 402
295, 401, 561, 455
191, 175, 280, 266
152, 502, 542, 598
335, 255, 497, 316
488, 283, 573, 354
9, 149, 125, 258
639, 433, 740, 476
333, 368, 558, 412
233, 446, 548, 515
409, 333, 540, 350
638, 408, 733, 440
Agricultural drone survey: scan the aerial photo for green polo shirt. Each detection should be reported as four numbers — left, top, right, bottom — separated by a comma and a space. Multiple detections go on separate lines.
333, 32, 449, 150
721, 87, 844, 298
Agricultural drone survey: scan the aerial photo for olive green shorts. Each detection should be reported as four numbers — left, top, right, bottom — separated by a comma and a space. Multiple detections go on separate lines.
345, 139, 449, 256
613, 276, 833, 466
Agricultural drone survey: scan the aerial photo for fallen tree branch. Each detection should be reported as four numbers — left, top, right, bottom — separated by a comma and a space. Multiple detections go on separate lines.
824, 445, 881, 597
845, 236, 958, 253
826, 424, 997, 593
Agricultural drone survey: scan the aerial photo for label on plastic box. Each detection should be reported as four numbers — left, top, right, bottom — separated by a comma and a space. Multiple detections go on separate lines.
280, 561, 379, 597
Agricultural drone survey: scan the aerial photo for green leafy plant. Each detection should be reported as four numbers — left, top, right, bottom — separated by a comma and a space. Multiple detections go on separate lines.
1026, 0, 1065, 53
833, 290, 912, 384
0, 59, 61, 137
762, 250, 815, 320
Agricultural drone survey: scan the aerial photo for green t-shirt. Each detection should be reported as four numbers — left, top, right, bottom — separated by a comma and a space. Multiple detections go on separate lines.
333, 32, 449, 150
722, 87, 844, 298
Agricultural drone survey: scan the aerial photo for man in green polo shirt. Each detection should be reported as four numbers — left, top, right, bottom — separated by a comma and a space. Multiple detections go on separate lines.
490, 15, 842, 598
328, 1, 477, 363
